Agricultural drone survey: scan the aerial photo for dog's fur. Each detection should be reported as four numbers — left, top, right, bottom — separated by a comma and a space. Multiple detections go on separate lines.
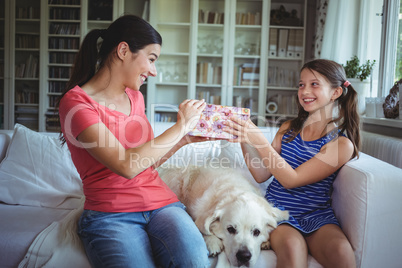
157, 165, 289, 268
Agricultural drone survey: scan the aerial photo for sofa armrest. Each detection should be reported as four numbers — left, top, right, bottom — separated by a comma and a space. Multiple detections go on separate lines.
332, 153, 402, 268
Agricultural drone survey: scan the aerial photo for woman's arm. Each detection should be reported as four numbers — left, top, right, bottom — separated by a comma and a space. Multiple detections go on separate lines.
225, 118, 354, 189
76, 99, 206, 179
152, 135, 210, 169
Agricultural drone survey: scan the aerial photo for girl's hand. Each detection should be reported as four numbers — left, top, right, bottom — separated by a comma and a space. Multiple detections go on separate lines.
177, 99, 206, 133
223, 116, 265, 146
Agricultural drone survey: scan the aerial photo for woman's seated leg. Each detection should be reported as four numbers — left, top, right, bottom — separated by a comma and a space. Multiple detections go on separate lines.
78, 209, 156, 268
147, 202, 210, 268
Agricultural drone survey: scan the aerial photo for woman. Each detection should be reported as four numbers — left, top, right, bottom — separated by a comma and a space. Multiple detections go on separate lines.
58, 15, 209, 268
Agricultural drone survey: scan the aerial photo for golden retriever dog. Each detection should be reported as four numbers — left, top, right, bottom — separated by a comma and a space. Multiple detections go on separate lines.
157, 165, 289, 268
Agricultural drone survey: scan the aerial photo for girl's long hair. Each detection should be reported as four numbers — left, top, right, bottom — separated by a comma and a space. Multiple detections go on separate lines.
56, 15, 162, 143
282, 59, 360, 159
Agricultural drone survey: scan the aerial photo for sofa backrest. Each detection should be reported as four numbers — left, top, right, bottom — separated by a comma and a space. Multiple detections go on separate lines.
361, 131, 402, 169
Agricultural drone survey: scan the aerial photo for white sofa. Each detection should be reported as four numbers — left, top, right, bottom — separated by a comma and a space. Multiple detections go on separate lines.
0, 123, 402, 268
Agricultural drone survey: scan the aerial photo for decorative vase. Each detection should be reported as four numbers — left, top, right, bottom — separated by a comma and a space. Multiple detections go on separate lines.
348, 78, 370, 115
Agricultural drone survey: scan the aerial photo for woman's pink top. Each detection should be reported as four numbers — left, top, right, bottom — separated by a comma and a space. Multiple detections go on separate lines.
59, 86, 179, 212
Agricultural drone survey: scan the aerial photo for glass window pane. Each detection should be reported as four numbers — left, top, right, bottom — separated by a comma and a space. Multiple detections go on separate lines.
395, 2, 402, 82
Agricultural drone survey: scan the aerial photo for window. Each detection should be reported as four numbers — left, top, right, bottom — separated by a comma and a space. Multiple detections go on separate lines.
378, 0, 401, 96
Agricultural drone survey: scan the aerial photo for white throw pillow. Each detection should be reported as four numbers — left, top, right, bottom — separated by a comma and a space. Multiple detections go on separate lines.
0, 124, 83, 209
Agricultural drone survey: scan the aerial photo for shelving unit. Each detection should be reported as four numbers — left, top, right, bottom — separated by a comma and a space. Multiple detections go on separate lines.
0, 0, 305, 130
147, 0, 193, 123
44, 0, 81, 131
264, 0, 306, 125
148, 0, 307, 126
10, 0, 42, 131
0, 0, 6, 129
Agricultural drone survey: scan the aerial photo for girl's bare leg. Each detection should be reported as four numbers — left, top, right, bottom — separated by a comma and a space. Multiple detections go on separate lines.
305, 224, 356, 268
270, 224, 308, 268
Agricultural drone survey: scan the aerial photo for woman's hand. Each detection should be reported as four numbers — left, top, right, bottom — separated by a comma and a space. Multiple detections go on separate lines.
177, 134, 211, 147
177, 99, 206, 133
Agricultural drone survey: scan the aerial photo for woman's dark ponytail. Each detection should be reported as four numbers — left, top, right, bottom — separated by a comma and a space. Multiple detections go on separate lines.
65, 29, 102, 91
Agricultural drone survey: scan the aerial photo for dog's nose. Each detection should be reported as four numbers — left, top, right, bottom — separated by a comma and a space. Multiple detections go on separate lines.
236, 248, 252, 263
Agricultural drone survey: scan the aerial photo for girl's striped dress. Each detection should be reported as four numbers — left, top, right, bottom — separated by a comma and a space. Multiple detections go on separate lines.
265, 129, 344, 235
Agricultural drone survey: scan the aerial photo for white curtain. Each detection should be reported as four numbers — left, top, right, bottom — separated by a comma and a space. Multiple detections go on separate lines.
320, 0, 361, 64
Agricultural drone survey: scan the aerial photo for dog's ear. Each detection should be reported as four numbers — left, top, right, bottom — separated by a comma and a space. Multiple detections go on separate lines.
195, 208, 222, 235
258, 198, 289, 228
269, 206, 289, 222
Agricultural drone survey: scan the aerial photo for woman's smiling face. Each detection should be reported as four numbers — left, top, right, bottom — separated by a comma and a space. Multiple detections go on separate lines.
123, 43, 161, 91
297, 68, 338, 114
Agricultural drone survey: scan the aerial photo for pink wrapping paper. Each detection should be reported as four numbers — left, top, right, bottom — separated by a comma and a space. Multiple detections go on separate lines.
188, 104, 250, 139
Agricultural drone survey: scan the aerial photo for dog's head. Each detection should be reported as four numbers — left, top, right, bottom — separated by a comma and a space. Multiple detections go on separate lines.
202, 192, 288, 267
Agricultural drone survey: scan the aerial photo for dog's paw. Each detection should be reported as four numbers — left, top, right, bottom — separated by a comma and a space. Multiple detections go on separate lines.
261, 240, 271, 250
204, 235, 223, 257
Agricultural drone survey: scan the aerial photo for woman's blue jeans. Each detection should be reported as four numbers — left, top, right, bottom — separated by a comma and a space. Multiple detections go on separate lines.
78, 202, 209, 268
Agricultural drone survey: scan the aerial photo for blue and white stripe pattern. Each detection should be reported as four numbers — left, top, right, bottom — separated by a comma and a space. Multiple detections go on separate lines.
265, 129, 344, 235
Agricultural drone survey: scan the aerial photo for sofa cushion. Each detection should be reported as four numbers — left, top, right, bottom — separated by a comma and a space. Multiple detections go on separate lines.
0, 133, 11, 163
0, 124, 83, 209
332, 153, 402, 268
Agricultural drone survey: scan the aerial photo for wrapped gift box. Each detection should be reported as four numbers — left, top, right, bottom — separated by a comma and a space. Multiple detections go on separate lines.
188, 104, 250, 139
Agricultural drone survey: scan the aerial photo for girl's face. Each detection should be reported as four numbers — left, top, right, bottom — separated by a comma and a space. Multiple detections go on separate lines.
298, 68, 339, 114
124, 43, 160, 91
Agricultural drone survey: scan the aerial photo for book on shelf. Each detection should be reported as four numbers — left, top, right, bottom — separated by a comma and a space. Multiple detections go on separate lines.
198, 10, 224, 24
267, 66, 297, 88
15, 106, 39, 114
235, 12, 261, 25
155, 113, 175, 123
16, 6, 40, 19
49, 23, 80, 35
15, 54, 39, 78
15, 87, 39, 104
197, 62, 222, 84
49, 7, 80, 20
197, 91, 221, 105
48, 0, 81, 5
234, 63, 260, 86
16, 34, 39, 49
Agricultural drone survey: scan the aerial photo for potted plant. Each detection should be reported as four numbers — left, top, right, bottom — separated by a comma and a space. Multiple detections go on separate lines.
342, 55, 376, 114
343, 55, 376, 81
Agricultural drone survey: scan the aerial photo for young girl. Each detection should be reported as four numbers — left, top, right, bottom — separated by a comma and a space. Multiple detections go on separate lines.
224, 59, 359, 268
58, 15, 209, 267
